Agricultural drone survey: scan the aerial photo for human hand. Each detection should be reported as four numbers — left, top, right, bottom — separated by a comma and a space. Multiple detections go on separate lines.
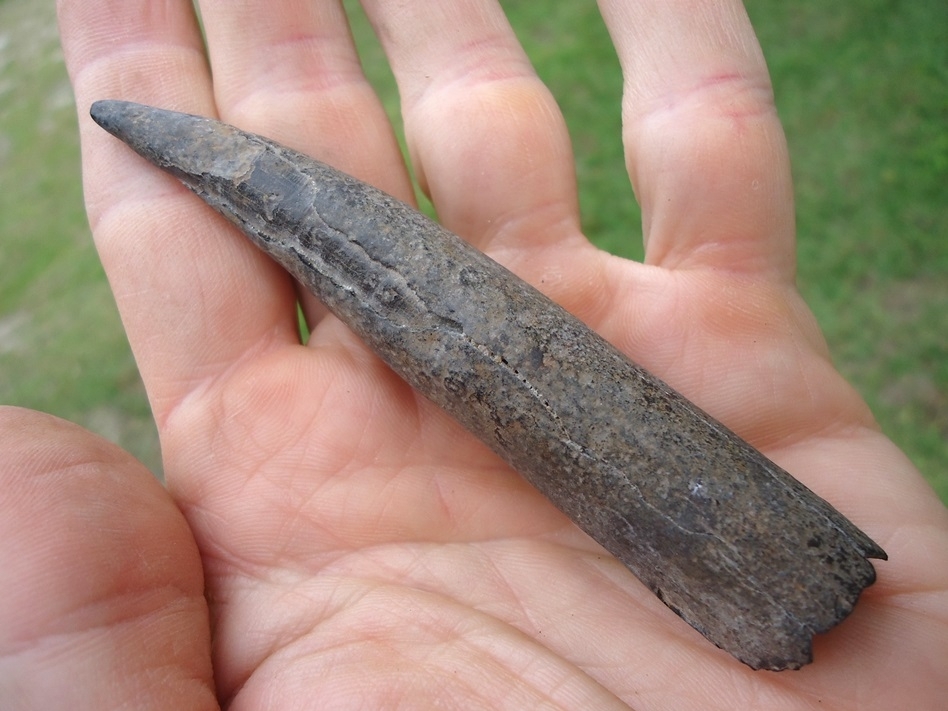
7, 0, 945, 707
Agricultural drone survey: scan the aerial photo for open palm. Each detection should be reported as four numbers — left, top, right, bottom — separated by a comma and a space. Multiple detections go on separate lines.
4, 0, 945, 708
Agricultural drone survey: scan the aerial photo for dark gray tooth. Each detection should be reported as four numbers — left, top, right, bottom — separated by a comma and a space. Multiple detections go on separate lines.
90, 99, 887, 671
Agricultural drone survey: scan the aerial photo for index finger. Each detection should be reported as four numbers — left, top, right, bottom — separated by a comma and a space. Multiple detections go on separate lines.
60, 0, 293, 425
58, 1, 388, 424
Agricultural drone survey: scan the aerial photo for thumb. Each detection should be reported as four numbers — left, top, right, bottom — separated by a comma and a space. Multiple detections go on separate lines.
0, 407, 216, 710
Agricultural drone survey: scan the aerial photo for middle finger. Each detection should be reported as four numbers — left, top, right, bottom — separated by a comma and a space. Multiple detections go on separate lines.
197, 0, 416, 328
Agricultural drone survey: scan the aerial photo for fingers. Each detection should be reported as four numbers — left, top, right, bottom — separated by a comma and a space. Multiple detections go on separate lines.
360, 0, 583, 263
599, 0, 796, 279
59, 0, 794, 434
0, 407, 213, 709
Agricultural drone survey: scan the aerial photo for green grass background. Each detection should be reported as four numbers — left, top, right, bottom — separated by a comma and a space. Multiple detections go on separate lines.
1, 0, 945, 501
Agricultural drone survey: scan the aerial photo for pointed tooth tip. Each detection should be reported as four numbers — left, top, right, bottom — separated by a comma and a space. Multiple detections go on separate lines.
90, 99, 138, 129
89, 98, 121, 116
90, 100, 189, 135
89, 100, 190, 174
89, 100, 163, 146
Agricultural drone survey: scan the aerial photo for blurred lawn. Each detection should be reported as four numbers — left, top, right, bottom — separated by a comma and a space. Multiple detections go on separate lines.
1, 0, 945, 500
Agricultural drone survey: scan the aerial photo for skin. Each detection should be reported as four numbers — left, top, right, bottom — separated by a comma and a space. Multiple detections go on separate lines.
3, 0, 945, 708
